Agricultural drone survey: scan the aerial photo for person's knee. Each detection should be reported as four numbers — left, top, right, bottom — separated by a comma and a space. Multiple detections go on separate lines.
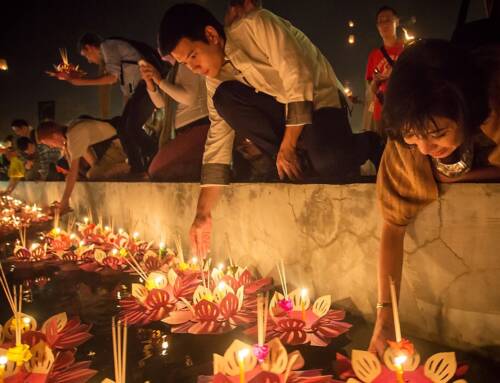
213, 81, 248, 119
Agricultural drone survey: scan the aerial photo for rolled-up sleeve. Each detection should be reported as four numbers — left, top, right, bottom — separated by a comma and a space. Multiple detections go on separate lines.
200, 78, 234, 186
252, 11, 314, 125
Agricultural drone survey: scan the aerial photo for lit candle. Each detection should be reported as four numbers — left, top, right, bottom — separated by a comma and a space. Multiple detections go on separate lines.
133, 232, 139, 240
238, 348, 249, 383
83, 217, 89, 225
300, 288, 308, 322
159, 242, 165, 257
0, 354, 7, 380
348, 34, 355, 44
393, 354, 407, 383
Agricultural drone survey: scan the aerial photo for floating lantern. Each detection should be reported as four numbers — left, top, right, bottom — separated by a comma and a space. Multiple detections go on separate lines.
0, 58, 8, 71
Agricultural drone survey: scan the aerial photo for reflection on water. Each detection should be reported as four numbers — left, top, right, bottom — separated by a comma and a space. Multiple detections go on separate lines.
1, 240, 499, 382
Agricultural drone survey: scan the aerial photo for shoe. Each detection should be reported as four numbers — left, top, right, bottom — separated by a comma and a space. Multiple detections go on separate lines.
235, 138, 277, 182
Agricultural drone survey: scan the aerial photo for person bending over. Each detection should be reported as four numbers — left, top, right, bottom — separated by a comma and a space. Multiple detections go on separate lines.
158, 3, 383, 256
36, 118, 129, 211
370, 39, 500, 355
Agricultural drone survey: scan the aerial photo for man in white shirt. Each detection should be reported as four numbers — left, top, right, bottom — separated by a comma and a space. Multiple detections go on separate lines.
139, 56, 210, 181
36, 118, 129, 211
158, 3, 383, 256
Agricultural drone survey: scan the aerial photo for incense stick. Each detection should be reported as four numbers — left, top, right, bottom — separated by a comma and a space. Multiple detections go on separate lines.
276, 260, 288, 298
389, 277, 402, 343
175, 234, 184, 264
111, 318, 128, 383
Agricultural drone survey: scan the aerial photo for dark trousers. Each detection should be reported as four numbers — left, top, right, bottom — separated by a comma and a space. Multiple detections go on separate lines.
213, 81, 375, 180
148, 118, 210, 182
118, 81, 157, 172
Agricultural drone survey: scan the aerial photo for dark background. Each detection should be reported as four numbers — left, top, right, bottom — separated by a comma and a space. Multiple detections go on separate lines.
0, 0, 487, 136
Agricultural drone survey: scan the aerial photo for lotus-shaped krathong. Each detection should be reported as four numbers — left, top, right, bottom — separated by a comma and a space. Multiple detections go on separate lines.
198, 338, 337, 382
120, 269, 201, 326
0, 312, 96, 383
162, 281, 257, 334
13, 243, 51, 263
335, 348, 469, 383
46, 48, 86, 78
245, 289, 351, 347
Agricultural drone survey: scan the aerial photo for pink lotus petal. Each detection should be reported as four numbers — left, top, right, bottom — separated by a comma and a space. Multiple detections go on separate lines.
194, 301, 220, 321
219, 294, 239, 319
163, 310, 194, 325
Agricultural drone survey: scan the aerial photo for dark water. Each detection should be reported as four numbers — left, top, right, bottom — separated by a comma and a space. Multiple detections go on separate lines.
1, 245, 499, 382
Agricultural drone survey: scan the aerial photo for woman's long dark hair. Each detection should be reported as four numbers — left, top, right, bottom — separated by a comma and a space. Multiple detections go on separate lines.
381, 39, 491, 143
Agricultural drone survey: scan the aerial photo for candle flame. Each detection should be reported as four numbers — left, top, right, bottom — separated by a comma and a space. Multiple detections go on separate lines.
0, 355, 7, 365
348, 34, 355, 44
300, 288, 308, 298
394, 354, 407, 365
402, 28, 415, 42
238, 348, 250, 362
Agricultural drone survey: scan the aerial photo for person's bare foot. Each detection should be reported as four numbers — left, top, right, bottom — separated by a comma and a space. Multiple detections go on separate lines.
368, 307, 395, 358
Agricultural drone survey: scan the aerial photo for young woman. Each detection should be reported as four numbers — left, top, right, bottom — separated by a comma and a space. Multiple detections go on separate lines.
369, 39, 500, 355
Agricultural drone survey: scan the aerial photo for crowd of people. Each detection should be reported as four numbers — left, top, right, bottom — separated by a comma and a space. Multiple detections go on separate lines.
1, 0, 499, 356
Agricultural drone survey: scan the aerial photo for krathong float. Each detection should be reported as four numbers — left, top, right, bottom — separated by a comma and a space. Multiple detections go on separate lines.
46, 48, 86, 78
197, 338, 338, 383
0, 196, 50, 238
0, 264, 96, 382
245, 261, 351, 346
334, 278, 468, 383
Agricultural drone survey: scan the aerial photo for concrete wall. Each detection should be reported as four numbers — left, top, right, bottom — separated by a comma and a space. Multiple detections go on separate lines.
4, 181, 500, 357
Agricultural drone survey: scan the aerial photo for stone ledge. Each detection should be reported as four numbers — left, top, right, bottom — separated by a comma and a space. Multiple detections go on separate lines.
3, 181, 500, 357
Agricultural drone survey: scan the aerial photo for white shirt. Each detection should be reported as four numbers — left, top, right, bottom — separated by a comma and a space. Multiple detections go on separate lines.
202, 8, 345, 185
147, 64, 208, 129
66, 119, 117, 161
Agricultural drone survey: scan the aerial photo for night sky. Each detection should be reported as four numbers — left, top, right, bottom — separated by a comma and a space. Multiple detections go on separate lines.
0, 0, 487, 138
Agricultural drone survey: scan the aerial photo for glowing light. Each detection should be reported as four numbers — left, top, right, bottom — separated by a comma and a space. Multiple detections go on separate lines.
112, 248, 118, 256
83, 217, 89, 224
104, 226, 111, 232
133, 232, 139, 239
191, 257, 198, 265
70, 233, 77, 240
300, 288, 308, 299
218, 281, 226, 290
0, 355, 7, 365
394, 354, 408, 365
22, 317, 31, 325
79, 240, 85, 247
159, 242, 165, 249
155, 276, 165, 286
402, 28, 415, 42
344, 87, 352, 97
348, 20, 355, 28
0, 59, 7, 71
348, 34, 355, 44
30, 243, 40, 250
161, 340, 169, 350
118, 228, 124, 235
238, 348, 250, 362
218, 263, 225, 270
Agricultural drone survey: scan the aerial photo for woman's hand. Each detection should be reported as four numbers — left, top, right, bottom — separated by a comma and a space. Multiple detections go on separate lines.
368, 306, 395, 357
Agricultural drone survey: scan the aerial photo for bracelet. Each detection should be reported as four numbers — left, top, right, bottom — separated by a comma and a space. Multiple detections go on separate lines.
376, 302, 392, 309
